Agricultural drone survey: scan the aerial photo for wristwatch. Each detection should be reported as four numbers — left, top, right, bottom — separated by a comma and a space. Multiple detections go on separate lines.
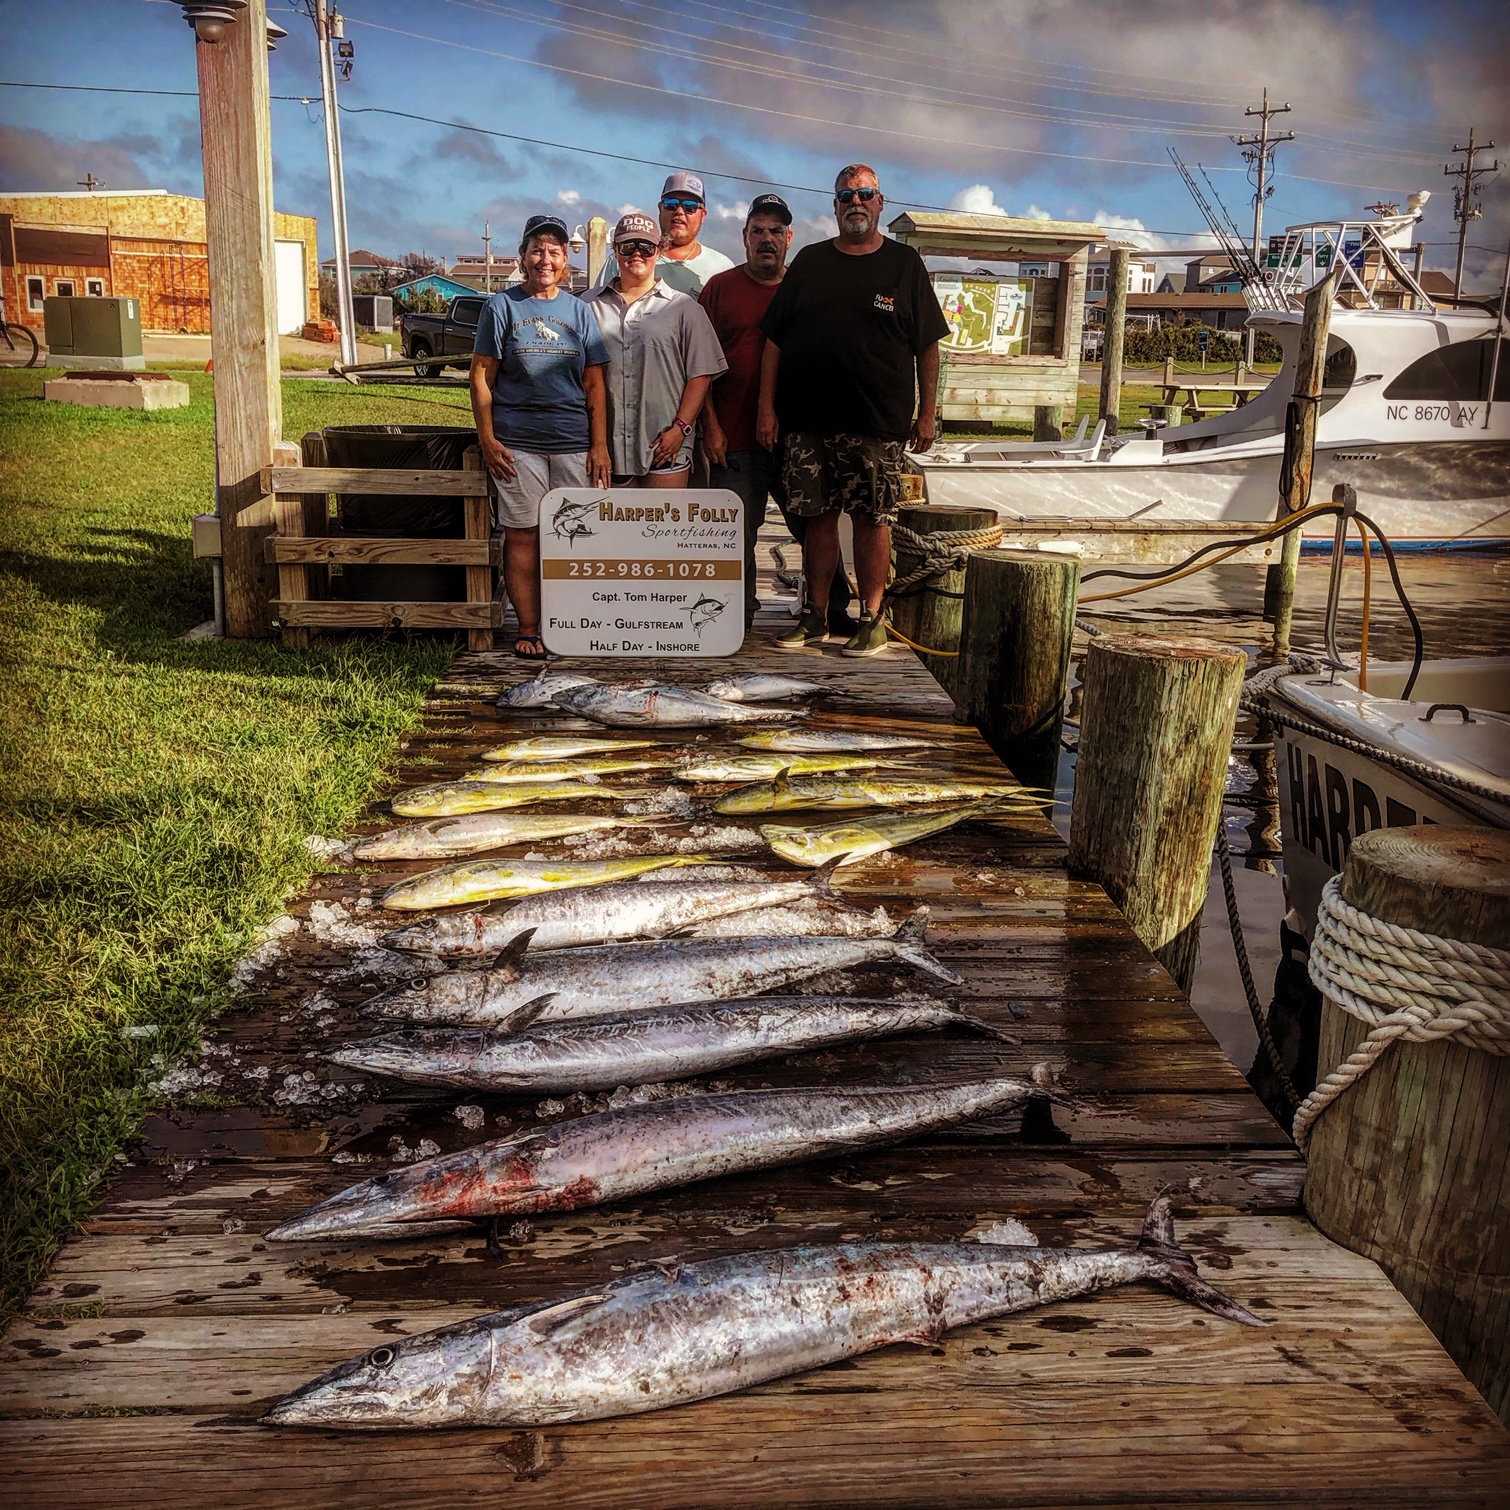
672, 417, 693, 437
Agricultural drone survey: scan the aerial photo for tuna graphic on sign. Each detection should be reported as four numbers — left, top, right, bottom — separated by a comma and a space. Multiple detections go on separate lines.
550, 497, 598, 548
685, 594, 726, 636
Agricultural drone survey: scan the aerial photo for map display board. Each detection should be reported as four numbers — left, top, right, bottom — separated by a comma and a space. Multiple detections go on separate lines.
537, 487, 744, 657
935, 276, 1032, 357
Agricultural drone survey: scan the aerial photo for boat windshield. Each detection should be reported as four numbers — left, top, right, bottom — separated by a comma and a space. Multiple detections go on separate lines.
1383, 337, 1510, 401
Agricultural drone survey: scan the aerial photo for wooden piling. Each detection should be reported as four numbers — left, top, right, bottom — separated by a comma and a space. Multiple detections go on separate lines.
1068, 633, 1246, 994
1033, 404, 1063, 442
586, 216, 608, 287
1304, 826, 1510, 1425
1264, 265, 1339, 646
889, 505, 998, 695
955, 548, 1079, 793
1097, 247, 1130, 437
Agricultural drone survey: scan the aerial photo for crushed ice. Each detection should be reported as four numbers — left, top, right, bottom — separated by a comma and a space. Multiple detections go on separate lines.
304, 834, 357, 865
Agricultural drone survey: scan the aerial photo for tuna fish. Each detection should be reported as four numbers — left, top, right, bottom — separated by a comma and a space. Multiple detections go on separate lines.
763, 801, 1003, 868
360, 911, 961, 1024
555, 683, 803, 728
739, 730, 937, 753
329, 995, 1010, 1093
380, 860, 849, 955
496, 670, 600, 710
353, 813, 660, 863
263, 1074, 1041, 1243
705, 673, 828, 703
389, 782, 651, 819
674, 752, 904, 783
479, 736, 665, 763
715, 771, 1037, 815
262, 1198, 1264, 1425
458, 754, 679, 785
379, 855, 710, 912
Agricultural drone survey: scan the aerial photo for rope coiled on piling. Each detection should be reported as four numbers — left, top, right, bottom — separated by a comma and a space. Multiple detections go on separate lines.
885, 522, 1004, 603
1291, 875, 1510, 1151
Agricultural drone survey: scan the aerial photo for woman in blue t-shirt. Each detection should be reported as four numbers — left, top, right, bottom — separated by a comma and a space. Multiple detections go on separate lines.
471, 214, 610, 658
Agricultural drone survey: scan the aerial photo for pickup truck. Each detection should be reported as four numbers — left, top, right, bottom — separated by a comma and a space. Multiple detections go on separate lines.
399, 294, 487, 377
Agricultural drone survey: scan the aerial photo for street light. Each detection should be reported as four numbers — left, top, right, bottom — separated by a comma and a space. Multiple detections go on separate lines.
178, 1, 247, 44
568, 224, 587, 254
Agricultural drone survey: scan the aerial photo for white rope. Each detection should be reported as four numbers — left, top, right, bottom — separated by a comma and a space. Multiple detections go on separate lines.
1291, 874, 1510, 1151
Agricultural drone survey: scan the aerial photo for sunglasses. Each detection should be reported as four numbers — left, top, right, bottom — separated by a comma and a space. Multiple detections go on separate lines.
836, 187, 879, 204
616, 240, 658, 260
660, 196, 704, 212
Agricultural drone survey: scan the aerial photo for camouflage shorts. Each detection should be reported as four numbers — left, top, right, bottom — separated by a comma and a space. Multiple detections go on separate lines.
781, 431, 905, 524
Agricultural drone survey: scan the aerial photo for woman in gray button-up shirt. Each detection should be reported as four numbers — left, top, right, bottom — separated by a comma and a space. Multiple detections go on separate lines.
583, 211, 727, 486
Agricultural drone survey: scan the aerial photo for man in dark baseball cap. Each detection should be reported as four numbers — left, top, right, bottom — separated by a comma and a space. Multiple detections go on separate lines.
746, 192, 792, 226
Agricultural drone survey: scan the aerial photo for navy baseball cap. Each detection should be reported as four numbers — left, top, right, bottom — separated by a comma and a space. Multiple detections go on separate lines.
521, 214, 570, 244
746, 193, 792, 226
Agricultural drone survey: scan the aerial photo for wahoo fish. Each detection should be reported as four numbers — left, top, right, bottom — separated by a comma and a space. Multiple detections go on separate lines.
263, 1075, 1041, 1243
354, 812, 660, 863
681, 901, 893, 939
497, 670, 600, 709
262, 1198, 1263, 1426
379, 854, 709, 912
763, 800, 1004, 868
739, 730, 937, 753
459, 754, 679, 785
360, 911, 961, 1024
705, 673, 827, 703
555, 683, 803, 728
380, 860, 849, 955
329, 996, 1010, 1093
716, 771, 1037, 815
675, 752, 903, 783
480, 735, 666, 763
390, 782, 649, 819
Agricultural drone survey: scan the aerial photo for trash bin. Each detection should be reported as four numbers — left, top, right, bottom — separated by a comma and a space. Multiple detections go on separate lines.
321, 425, 481, 602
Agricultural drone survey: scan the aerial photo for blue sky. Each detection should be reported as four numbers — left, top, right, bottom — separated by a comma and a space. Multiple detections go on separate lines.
2, 0, 1506, 286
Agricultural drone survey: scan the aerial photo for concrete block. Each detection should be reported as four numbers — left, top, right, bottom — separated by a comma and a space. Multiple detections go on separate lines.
44, 376, 191, 410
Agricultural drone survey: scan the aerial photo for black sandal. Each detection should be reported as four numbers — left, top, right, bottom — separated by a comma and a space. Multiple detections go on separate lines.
513, 634, 548, 660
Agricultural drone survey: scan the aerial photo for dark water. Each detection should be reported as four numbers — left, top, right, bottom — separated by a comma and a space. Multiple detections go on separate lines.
1051, 552, 1510, 1077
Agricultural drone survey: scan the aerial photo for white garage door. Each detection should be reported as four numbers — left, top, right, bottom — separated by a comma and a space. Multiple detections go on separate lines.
274, 240, 308, 335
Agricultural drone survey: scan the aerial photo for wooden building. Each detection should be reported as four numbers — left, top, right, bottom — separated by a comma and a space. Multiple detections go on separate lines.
0, 189, 318, 337
888, 210, 1102, 426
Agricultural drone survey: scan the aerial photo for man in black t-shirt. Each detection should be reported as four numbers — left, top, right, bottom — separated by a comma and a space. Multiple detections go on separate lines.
757, 163, 949, 656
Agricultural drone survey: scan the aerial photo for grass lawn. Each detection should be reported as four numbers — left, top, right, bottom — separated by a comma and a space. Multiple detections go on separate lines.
0, 370, 474, 1322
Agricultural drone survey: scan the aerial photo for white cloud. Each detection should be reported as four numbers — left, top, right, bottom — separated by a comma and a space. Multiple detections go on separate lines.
950, 184, 1008, 217
1022, 204, 1054, 221
556, 189, 582, 207
1092, 210, 1220, 253
713, 199, 750, 222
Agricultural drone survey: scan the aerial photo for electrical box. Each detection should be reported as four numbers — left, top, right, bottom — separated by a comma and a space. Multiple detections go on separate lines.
44, 296, 145, 369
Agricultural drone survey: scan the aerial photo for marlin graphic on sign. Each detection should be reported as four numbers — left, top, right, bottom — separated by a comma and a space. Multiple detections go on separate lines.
685, 594, 726, 636
550, 497, 599, 548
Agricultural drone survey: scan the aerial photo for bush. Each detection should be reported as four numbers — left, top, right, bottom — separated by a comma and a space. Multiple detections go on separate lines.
393, 286, 448, 315
1121, 325, 1283, 364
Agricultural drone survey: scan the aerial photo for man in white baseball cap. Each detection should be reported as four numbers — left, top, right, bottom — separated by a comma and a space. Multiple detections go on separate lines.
595, 171, 734, 297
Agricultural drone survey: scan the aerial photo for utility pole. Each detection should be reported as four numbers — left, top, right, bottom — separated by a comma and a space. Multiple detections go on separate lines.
483, 221, 492, 293
310, 0, 357, 365
1233, 87, 1293, 364
1445, 128, 1498, 298
76, 173, 105, 192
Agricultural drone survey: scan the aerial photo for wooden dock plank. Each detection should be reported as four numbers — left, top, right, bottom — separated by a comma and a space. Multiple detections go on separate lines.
2, 562, 1504, 1501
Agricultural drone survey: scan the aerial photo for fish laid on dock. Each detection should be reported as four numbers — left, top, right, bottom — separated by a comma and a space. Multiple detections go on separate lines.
380, 860, 850, 955
379, 855, 709, 912
329, 995, 1010, 1093
353, 813, 660, 863
681, 900, 893, 939
705, 673, 828, 703
715, 772, 1038, 815
496, 671, 600, 709
763, 801, 1006, 867
360, 912, 961, 1023
479, 735, 667, 763
459, 754, 680, 785
389, 782, 650, 819
674, 752, 906, 783
555, 683, 804, 728
263, 1075, 1041, 1242
263, 1198, 1263, 1426
740, 730, 936, 753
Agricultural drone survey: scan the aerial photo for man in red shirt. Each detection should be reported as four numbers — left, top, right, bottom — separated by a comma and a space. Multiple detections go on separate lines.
700, 194, 852, 633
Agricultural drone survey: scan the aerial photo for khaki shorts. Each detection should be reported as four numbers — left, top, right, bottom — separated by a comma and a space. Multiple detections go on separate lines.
492, 449, 588, 530
781, 431, 905, 525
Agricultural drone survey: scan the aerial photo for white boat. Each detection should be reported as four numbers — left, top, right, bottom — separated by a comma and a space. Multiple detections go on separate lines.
913, 209, 1510, 549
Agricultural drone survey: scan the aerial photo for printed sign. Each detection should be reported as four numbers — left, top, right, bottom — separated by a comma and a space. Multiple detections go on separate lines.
537, 487, 744, 657
935, 275, 1031, 356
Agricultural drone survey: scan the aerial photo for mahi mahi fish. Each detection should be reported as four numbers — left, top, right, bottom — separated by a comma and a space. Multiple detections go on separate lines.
379, 855, 709, 912
354, 813, 661, 863
262, 1198, 1264, 1426
263, 1075, 1042, 1243
716, 771, 1036, 815
379, 859, 849, 955
739, 729, 936, 753
389, 782, 649, 819
329, 996, 1010, 1093
675, 752, 904, 783
763, 800, 1005, 868
459, 754, 679, 785
555, 683, 803, 728
360, 911, 961, 1024
496, 670, 600, 709
480, 735, 666, 763
705, 673, 827, 703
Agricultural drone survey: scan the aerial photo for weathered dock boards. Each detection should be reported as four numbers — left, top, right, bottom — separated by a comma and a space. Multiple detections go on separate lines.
3, 581, 1507, 1506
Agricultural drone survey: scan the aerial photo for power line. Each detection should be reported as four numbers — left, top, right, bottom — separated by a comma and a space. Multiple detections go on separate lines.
1232, 88, 1294, 365
1444, 127, 1500, 297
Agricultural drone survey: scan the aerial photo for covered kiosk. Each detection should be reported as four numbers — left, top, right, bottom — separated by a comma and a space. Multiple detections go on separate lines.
888, 210, 1102, 427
